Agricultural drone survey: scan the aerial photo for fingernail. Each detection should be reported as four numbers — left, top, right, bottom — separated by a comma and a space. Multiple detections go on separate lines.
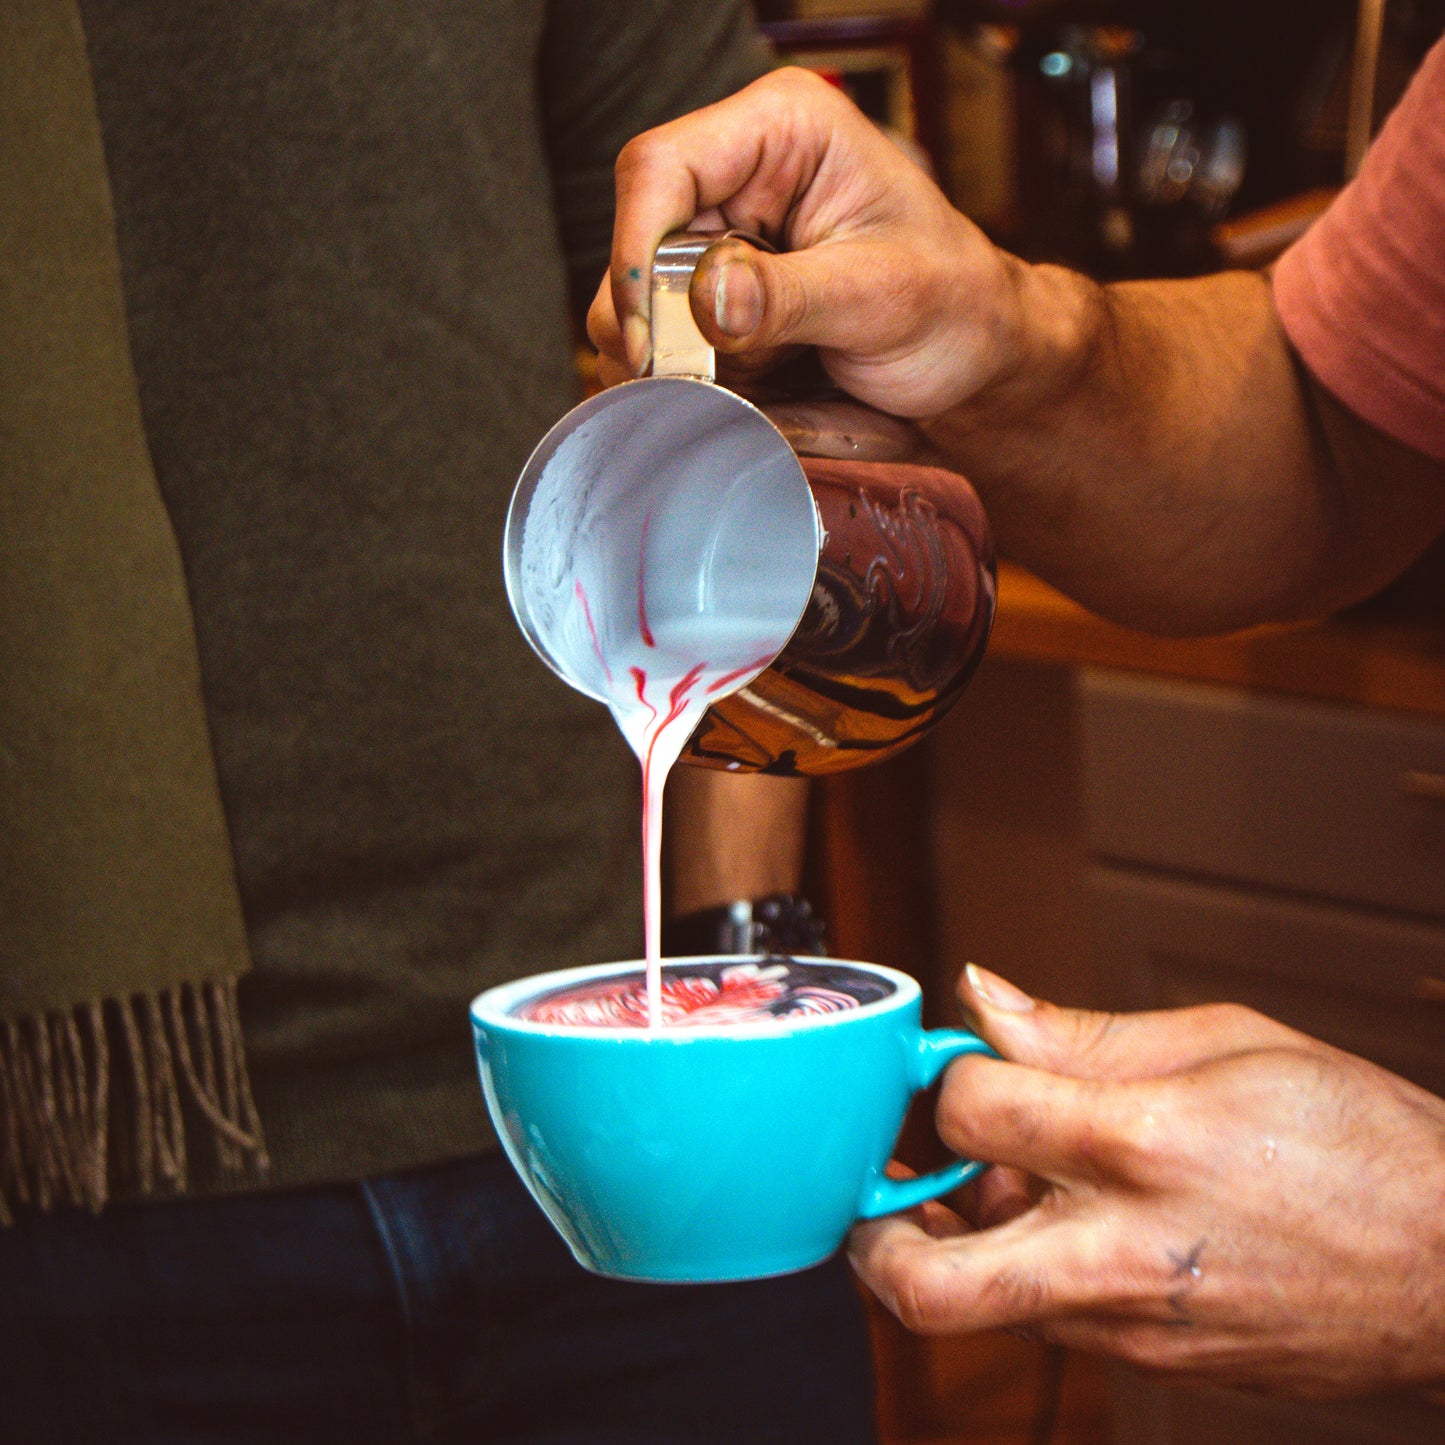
714, 258, 764, 338
965, 963, 1035, 1013
623, 312, 652, 375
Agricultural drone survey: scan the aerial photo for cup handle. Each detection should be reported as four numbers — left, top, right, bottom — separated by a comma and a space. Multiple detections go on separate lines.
856, 1029, 997, 1220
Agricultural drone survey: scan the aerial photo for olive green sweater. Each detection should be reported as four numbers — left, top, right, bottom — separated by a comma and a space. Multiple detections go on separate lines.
62, 0, 767, 1200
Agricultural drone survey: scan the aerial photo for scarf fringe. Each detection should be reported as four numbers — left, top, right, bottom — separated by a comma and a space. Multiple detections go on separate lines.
0, 980, 269, 1224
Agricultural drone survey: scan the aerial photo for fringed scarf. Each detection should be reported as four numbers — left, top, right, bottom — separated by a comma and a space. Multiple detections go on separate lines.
0, 0, 268, 1221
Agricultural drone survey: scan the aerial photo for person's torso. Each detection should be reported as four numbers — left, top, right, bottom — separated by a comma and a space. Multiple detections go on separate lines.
78, 0, 643, 1070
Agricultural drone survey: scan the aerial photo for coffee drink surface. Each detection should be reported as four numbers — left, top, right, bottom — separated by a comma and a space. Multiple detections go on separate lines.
515, 959, 894, 1029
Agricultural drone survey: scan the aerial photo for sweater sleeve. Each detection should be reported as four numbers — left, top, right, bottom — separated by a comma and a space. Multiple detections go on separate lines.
538, 0, 772, 301
1272, 36, 1445, 461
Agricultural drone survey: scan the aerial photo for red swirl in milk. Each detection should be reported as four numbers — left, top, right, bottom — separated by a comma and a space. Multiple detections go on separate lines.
781, 987, 860, 1016
518, 963, 865, 1029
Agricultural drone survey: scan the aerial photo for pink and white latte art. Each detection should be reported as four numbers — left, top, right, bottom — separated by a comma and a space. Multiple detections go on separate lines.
517, 962, 864, 1029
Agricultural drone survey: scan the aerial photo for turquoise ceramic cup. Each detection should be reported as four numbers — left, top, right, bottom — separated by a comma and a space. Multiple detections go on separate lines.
470, 955, 995, 1284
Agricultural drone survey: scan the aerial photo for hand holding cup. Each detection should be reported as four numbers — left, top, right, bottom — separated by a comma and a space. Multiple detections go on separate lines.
848, 965, 1445, 1400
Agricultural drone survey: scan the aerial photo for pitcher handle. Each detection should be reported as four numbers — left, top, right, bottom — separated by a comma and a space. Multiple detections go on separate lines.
651, 230, 773, 381
856, 1029, 996, 1219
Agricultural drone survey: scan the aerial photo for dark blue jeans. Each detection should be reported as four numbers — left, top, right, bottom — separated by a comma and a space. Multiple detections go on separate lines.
0, 1151, 876, 1444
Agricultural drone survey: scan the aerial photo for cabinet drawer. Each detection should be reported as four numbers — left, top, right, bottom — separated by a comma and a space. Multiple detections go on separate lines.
1090, 865, 1445, 1096
1079, 669, 1445, 920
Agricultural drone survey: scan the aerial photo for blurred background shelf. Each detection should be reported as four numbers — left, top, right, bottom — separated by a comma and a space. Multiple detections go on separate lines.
991, 561, 1445, 720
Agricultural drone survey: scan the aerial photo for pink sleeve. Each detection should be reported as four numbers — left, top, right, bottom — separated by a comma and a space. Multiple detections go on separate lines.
1272, 36, 1445, 461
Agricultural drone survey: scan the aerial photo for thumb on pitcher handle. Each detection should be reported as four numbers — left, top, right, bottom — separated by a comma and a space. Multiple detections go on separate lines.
856, 1029, 996, 1220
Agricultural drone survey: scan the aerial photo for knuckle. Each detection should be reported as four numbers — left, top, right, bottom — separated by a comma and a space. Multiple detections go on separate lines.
889, 1267, 961, 1336
1054, 1004, 1131, 1074
1110, 1224, 1184, 1311
978, 1264, 1053, 1325
933, 1076, 981, 1152
1076, 1007, 1129, 1058
615, 130, 670, 181
1053, 1081, 1175, 1189
1110, 1321, 1204, 1374
1195, 999, 1304, 1054
868, 262, 933, 348
936, 1057, 1031, 1154
585, 288, 611, 333
614, 134, 646, 178
766, 65, 857, 135
771, 64, 832, 101
1202, 1000, 1266, 1036
768, 263, 812, 339
1100, 1093, 1175, 1184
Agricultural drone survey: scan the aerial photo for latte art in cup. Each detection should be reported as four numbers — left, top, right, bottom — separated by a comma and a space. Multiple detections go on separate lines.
514, 959, 894, 1029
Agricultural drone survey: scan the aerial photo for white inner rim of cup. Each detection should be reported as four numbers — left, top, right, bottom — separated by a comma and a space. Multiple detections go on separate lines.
471, 956, 918, 1040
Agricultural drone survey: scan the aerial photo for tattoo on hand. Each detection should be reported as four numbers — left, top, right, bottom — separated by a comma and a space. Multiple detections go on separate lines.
1165, 1238, 1207, 1324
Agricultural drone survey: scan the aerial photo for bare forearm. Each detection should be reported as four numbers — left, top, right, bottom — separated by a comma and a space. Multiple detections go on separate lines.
595, 69, 1445, 636
926, 267, 1351, 635
664, 767, 809, 917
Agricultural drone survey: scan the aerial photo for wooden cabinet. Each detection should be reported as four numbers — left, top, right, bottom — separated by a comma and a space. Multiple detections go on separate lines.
1080, 668, 1445, 922
1078, 668, 1445, 1445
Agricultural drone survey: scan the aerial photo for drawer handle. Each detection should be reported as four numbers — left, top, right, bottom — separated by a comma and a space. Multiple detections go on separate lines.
1399, 770, 1445, 803
1416, 977, 1445, 1004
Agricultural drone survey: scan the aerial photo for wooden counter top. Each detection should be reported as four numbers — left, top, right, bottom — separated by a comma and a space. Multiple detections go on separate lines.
990, 562, 1445, 720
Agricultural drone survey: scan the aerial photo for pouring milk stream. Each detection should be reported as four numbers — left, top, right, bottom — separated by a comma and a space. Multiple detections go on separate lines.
534, 468, 814, 1027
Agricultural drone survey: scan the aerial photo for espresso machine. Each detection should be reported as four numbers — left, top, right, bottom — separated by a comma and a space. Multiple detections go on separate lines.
935, 0, 1445, 277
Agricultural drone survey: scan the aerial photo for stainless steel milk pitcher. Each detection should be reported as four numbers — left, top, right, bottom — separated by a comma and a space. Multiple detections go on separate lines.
503, 232, 995, 776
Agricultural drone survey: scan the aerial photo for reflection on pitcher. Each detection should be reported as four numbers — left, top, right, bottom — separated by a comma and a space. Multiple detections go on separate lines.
686, 452, 993, 775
